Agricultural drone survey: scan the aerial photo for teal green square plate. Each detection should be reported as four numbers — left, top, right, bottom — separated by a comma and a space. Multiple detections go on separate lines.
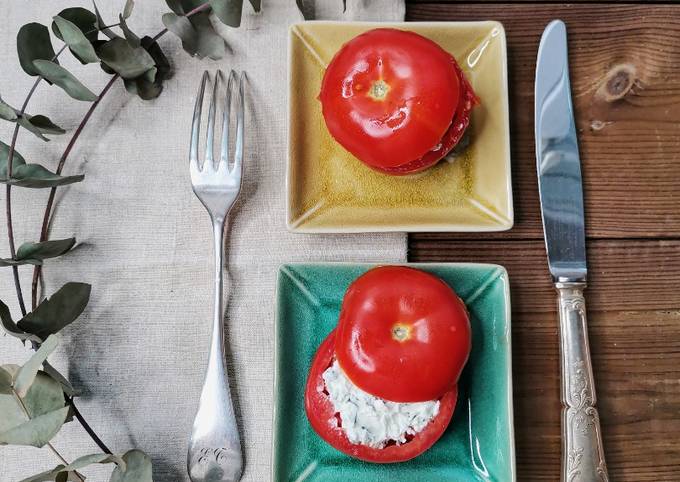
273, 263, 515, 482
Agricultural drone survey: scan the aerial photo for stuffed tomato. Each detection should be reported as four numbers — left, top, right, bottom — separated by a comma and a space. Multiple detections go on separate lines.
319, 28, 478, 175
304, 266, 472, 463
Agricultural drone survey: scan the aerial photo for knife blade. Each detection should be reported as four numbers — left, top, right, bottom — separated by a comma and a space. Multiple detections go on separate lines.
535, 19, 586, 283
535, 20, 609, 482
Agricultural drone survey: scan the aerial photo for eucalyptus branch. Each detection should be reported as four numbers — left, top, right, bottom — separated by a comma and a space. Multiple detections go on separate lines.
5, 44, 68, 317
32, 1, 211, 308
4, 1, 220, 476
32, 73, 119, 309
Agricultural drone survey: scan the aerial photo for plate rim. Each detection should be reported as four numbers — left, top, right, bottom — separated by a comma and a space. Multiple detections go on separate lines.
271, 261, 516, 481
285, 21, 514, 233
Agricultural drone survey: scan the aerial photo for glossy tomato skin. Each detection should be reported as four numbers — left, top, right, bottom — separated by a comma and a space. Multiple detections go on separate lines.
320, 28, 461, 170
335, 266, 471, 403
378, 65, 479, 175
305, 330, 458, 463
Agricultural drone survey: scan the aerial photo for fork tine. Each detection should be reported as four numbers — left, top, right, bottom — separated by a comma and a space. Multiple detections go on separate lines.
219, 70, 235, 169
231, 71, 245, 176
205, 70, 220, 169
191, 71, 209, 170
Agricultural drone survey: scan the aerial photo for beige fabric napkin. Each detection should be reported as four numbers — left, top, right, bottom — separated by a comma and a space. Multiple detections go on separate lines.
0, 0, 406, 480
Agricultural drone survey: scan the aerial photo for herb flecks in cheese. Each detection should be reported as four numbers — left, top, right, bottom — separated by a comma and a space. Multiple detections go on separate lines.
322, 360, 440, 449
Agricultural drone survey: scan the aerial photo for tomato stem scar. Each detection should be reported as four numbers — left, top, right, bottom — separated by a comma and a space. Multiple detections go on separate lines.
369, 80, 390, 101
392, 323, 411, 342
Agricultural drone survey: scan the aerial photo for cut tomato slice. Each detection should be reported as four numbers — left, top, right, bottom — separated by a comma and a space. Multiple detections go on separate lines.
377, 64, 479, 175
304, 330, 458, 463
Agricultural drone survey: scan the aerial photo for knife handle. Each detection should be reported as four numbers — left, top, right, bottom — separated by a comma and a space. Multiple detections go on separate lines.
556, 282, 609, 482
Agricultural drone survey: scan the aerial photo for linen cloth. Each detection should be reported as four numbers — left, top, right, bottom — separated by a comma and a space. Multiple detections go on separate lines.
0, 1, 406, 480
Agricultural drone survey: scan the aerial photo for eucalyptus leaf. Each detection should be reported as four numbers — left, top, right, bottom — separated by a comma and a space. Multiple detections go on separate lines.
0, 140, 26, 178
0, 365, 28, 432
32, 60, 98, 102
162, 12, 225, 60
0, 367, 65, 432
165, 0, 185, 14
123, 38, 170, 100
26, 115, 66, 135
0, 367, 12, 394
53, 16, 99, 64
0, 97, 18, 121
52, 7, 98, 43
123, 0, 135, 19
0, 257, 41, 267
210, 0, 243, 28
119, 14, 141, 47
14, 335, 60, 398
0, 99, 64, 140
19, 453, 125, 482
296, 0, 306, 19
3, 163, 85, 189
97, 38, 155, 79
55, 473, 69, 482
42, 361, 77, 397
93, 1, 118, 40
16, 117, 49, 141
142, 36, 172, 81
65, 453, 126, 471
0, 406, 69, 447
143, 67, 157, 83
177, 0, 210, 12
248, 0, 261, 12
0, 141, 79, 186
124, 75, 164, 101
0, 258, 38, 267
18, 466, 66, 482
16, 238, 76, 263
18, 283, 91, 340
17, 23, 57, 77
0, 300, 41, 343
109, 450, 152, 482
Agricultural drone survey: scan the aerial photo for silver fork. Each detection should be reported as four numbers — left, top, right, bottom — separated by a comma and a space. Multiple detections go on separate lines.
187, 70, 244, 482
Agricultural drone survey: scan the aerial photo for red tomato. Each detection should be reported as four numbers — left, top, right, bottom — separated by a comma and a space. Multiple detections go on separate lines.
335, 266, 471, 403
377, 67, 478, 175
305, 330, 458, 463
320, 28, 472, 173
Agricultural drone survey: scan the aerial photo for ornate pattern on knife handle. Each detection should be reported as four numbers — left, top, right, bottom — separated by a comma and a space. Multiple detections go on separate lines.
556, 282, 609, 482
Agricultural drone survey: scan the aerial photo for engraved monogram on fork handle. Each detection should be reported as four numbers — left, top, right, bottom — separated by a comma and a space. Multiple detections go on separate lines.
556, 282, 608, 482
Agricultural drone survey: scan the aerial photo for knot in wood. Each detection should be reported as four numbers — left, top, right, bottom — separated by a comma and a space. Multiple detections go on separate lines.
600, 64, 637, 102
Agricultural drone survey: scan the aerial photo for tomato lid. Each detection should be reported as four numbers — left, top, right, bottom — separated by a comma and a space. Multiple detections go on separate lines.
320, 28, 461, 169
334, 266, 471, 403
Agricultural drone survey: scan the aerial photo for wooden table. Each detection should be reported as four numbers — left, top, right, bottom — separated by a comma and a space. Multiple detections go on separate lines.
406, 3, 680, 481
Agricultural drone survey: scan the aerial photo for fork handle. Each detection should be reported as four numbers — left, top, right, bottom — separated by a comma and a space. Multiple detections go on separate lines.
188, 218, 242, 481
556, 282, 608, 482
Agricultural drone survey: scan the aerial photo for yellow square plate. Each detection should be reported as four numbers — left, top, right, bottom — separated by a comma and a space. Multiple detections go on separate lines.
287, 21, 513, 233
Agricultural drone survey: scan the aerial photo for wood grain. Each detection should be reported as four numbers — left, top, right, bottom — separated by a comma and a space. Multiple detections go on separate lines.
409, 238, 680, 481
407, 4, 680, 239
406, 3, 680, 481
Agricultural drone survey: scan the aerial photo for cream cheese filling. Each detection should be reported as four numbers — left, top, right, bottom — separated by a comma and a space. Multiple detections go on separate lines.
321, 360, 440, 449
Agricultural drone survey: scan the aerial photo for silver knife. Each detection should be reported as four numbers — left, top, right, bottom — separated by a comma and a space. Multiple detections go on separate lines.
535, 20, 609, 482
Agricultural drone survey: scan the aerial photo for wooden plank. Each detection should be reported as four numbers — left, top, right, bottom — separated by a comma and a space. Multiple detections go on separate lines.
513, 310, 680, 481
409, 237, 680, 312
406, 4, 680, 239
